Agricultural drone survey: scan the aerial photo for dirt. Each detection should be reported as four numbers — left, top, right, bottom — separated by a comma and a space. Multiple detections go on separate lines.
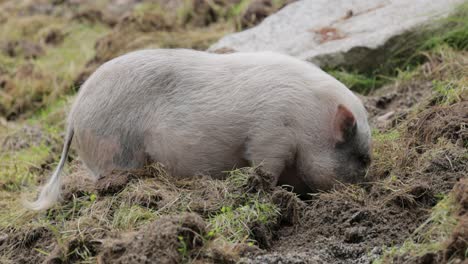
40, 27, 66, 45
0, 226, 55, 264
363, 79, 434, 130
406, 102, 468, 147
240, 0, 297, 29
1, 124, 49, 151
1, 40, 45, 59
249, 193, 429, 263
99, 213, 207, 264
444, 178, 468, 262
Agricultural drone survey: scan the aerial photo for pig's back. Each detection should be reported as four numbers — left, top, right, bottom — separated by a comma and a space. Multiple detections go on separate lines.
68, 49, 339, 177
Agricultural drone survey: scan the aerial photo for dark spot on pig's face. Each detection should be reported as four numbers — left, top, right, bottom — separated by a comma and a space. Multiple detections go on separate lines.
333, 125, 372, 184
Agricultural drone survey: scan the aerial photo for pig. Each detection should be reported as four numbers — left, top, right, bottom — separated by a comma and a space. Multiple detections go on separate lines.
25, 49, 372, 210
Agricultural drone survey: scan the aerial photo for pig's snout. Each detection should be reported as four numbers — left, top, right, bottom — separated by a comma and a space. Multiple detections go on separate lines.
335, 154, 371, 185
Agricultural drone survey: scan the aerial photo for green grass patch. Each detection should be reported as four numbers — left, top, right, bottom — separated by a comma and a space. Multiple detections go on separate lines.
35, 23, 106, 86
0, 143, 53, 191
112, 204, 157, 230
208, 198, 279, 243
328, 70, 386, 94
0, 20, 108, 118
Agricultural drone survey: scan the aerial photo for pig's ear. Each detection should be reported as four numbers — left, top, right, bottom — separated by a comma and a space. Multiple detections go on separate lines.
333, 104, 357, 144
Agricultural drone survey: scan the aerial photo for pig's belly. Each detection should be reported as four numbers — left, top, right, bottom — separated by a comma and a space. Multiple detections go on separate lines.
144, 131, 250, 179
74, 128, 249, 179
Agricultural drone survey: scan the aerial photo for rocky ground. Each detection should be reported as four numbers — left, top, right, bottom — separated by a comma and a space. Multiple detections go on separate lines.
0, 1, 466, 263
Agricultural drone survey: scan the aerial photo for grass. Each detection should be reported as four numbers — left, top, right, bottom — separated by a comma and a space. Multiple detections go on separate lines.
0, 95, 72, 193
328, 70, 386, 94
112, 204, 157, 230
0, 165, 281, 263
208, 198, 279, 243
0, 14, 108, 118
366, 45, 467, 262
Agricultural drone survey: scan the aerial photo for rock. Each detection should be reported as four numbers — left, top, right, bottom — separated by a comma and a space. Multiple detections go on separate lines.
376, 111, 391, 120
209, 0, 464, 71
344, 227, 367, 243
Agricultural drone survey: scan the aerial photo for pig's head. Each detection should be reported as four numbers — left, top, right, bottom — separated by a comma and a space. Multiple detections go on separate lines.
298, 103, 372, 191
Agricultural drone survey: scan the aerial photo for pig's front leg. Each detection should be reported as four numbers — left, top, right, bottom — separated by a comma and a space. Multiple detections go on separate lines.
244, 131, 296, 186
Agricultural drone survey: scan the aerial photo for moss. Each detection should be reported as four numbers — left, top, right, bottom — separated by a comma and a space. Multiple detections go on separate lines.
0, 143, 53, 191
328, 70, 386, 94
208, 198, 279, 243
432, 79, 467, 106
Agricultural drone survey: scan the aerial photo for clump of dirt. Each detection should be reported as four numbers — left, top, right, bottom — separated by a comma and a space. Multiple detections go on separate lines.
60, 167, 95, 201
1, 40, 45, 59
239, 0, 296, 29
406, 102, 467, 147
244, 166, 275, 193
271, 189, 303, 225
388, 178, 468, 264
444, 218, 467, 262
45, 232, 104, 264
261, 190, 429, 263
364, 79, 433, 130
72, 8, 117, 27
452, 178, 468, 216
14, 63, 43, 79
1, 124, 49, 151
115, 11, 172, 33
39, 26, 66, 45
177, 0, 240, 27
442, 178, 468, 262
99, 213, 207, 263
95, 170, 132, 196
5, 164, 300, 263
211, 46, 237, 54
0, 226, 55, 264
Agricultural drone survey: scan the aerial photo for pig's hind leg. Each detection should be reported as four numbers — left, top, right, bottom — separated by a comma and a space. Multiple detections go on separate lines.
75, 130, 147, 179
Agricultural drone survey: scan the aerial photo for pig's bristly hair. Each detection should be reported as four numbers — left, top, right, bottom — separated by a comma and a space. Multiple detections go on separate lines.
23, 128, 74, 210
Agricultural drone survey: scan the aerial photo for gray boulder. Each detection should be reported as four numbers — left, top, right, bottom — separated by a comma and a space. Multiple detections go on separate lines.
209, 0, 465, 71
